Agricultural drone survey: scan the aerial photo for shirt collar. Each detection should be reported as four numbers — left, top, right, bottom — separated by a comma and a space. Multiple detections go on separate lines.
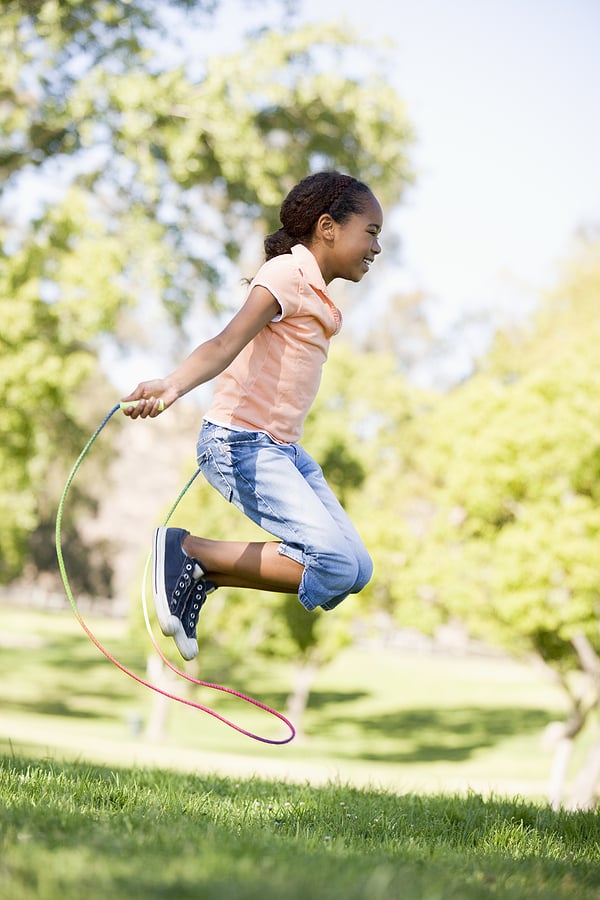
290, 244, 328, 293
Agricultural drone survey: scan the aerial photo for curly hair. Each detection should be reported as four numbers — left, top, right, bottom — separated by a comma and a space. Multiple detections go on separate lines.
264, 171, 373, 261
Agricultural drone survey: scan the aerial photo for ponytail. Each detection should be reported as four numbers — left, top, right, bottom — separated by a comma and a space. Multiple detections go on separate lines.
263, 227, 298, 260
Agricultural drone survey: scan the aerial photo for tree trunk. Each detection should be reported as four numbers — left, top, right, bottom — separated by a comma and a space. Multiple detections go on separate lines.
542, 701, 587, 809
285, 654, 320, 740
545, 729, 576, 811
567, 737, 600, 810
144, 653, 174, 742
564, 633, 600, 809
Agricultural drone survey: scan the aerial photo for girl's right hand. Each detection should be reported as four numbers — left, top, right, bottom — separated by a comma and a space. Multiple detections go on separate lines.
120, 379, 178, 418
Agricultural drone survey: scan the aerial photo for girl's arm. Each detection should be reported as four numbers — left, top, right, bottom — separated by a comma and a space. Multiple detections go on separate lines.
121, 286, 280, 417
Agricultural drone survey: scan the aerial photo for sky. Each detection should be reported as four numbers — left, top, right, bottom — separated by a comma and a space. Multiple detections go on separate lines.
306, 0, 599, 309
204, 0, 600, 383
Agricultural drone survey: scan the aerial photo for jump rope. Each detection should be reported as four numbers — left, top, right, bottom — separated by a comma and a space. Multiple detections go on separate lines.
55, 402, 296, 745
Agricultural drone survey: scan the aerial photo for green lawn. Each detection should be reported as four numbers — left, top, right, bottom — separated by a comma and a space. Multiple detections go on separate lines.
2, 605, 598, 899
0, 604, 579, 799
1, 754, 599, 900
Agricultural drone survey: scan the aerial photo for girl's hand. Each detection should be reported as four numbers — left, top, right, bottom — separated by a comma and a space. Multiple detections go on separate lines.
120, 380, 178, 418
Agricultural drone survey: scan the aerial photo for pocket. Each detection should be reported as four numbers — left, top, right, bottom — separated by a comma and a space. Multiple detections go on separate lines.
198, 447, 233, 503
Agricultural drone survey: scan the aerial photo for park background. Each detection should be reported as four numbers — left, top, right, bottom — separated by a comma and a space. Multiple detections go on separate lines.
2, 0, 600, 815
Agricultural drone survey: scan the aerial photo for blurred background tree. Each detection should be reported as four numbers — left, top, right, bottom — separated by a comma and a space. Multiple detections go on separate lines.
388, 234, 600, 808
1, 0, 413, 587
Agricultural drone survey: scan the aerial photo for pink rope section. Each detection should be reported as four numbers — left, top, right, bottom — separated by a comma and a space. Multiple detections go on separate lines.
74, 597, 295, 744
56, 404, 295, 745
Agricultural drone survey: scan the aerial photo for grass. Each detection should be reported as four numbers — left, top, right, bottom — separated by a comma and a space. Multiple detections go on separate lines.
1, 753, 599, 900
1, 605, 599, 897
0, 604, 578, 797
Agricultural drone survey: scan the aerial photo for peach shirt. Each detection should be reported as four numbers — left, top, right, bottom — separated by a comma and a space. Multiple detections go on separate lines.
205, 244, 342, 443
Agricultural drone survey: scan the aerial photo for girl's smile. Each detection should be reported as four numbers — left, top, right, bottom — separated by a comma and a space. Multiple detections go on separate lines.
318, 193, 383, 284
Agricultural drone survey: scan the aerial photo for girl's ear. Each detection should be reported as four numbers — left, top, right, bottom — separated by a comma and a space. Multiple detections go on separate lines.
315, 213, 336, 242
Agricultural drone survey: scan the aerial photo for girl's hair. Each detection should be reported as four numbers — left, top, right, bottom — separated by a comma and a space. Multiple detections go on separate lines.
264, 171, 373, 261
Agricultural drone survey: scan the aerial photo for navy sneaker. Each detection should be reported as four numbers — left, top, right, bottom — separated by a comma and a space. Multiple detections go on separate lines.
152, 526, 210, 660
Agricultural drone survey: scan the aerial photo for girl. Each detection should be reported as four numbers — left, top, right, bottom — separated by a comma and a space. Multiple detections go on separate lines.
122, 171, 383, 660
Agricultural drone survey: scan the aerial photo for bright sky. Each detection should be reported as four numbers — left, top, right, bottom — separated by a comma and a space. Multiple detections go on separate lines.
303, 0, 600, 323
191, 0, 600, 383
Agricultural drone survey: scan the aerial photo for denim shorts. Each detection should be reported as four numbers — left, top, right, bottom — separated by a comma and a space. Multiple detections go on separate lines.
196, 421, 373, 611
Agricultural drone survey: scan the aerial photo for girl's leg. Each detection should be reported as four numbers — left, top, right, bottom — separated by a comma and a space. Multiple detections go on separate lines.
182, 535, 303, 593
195, 424, 372, 609
153, 427, 370, 659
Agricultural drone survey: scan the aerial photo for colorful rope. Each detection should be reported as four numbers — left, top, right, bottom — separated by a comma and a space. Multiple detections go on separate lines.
55, 404, 295, 745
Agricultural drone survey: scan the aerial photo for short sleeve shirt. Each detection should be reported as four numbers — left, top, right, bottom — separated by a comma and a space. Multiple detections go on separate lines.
205, 244, 342, 443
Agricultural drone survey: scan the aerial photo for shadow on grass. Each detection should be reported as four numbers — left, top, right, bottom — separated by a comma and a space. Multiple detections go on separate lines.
0, 630, 145, 721
0, 631, 144, 674
0, 697, 106, 719
205, 678, 555, 764
313, 705, 554, 763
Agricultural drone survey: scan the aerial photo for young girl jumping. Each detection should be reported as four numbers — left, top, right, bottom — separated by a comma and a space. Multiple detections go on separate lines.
122, 171, 383, 660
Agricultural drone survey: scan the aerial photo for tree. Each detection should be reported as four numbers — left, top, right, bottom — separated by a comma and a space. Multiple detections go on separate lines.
2, 4, 413, 316
393, 236, 600, 808
1, 2, 415, 583
0, 185, 132, 581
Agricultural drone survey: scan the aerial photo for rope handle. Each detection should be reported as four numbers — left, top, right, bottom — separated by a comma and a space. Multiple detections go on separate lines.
55, 404, 295, 745
119, 399, 165, 413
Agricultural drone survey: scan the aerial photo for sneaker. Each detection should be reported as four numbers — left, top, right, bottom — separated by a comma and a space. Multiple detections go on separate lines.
152, 526, 209, 660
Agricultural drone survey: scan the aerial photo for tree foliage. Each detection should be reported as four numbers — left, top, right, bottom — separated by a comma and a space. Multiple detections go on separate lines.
398, 239, 600, 662
1, 0, 414, 583
2, 3, 413, 315
383, 236, 600, 805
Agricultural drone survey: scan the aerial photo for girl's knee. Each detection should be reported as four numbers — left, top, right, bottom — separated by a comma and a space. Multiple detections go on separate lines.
299, 541, 373, 611
323, 545, 372, 597
318, 552, 372, 611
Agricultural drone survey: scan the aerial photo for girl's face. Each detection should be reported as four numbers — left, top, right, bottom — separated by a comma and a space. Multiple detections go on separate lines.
320, 193, 383, 284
